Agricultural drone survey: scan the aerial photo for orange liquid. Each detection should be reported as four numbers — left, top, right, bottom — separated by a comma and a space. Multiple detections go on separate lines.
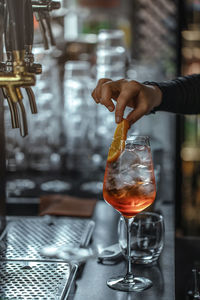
103, 164, 156, 218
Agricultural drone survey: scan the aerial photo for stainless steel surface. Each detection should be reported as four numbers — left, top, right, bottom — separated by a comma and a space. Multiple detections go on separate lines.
0, 260, 77, 300
97, 243, 122, 263
0, 216, 95, 260
72, 201, 175, 300
0, 216, 94, 299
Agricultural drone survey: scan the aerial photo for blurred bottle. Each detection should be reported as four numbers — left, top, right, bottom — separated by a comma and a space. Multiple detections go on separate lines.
26, 47, 62, 172
64, 0, 85, 41
63, 60, 96, 179
96, 29, 128, 80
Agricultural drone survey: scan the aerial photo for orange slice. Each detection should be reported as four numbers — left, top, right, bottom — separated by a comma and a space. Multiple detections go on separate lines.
107, 119, 129, 163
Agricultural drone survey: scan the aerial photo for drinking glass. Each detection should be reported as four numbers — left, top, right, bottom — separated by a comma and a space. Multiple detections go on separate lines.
118, 212, 164, 264
103, 135, 156, 291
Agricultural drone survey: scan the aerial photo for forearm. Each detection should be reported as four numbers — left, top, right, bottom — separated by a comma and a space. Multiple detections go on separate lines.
147, 74, 200, 114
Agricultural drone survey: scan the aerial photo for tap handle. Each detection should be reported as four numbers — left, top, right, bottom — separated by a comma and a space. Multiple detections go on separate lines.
50, 1, 61, 11
32, 1, 61, 12
44, 11, 55, 46
24, 0, 34, 48
4, 4, 12, 53
35, 11, 49, 49
6, 0, 25, 51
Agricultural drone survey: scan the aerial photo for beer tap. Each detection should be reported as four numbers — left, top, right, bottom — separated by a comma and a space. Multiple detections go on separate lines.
6, 0, 29, 137
24, 0, 40, 114
24, 0, 42, 75
3, 5, 19, 129
0, 0, 36, 137
0, 0, 61, 136
32, 0, 61, 49
3, 1, 38, 130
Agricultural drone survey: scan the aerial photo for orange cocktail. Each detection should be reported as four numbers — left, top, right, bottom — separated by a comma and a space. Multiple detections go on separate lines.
103, 124, 156, 292
103, 144, 156, 218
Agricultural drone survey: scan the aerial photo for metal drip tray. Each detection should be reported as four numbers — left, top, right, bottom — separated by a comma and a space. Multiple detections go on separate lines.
0, 216, 95, 260
0, 260, 77, 300
0, 216, 95, 299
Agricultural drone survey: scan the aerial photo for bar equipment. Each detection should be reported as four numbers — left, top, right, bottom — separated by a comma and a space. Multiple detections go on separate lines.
0, 0, 60, 138
32, 0, 61, 49
0, 0, 36, 137
0, 1, 98, 298
0, 216, 95, 299
1, 0, 63, 175
24, 0, 42, 114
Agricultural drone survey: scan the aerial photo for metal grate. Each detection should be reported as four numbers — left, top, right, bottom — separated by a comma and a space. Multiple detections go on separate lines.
0, 260, 77, 300
0, 216, 95, 260
0, 216, 94, 299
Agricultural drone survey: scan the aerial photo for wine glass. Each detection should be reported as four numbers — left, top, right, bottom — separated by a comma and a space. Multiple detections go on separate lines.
103, 135, 156, 291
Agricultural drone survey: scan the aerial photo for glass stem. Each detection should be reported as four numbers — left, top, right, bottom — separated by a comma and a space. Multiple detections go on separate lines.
124, 216, 134, 282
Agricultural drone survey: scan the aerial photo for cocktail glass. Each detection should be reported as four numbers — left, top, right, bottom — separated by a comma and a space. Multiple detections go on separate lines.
103, 135, 156, 291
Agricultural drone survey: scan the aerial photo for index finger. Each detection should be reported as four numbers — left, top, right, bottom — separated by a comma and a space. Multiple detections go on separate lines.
91, 78, 112, 103
115, 82, 140, 123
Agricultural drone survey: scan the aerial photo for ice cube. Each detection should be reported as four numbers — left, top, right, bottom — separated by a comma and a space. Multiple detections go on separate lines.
138, 181, 155, 196
106, 147, 154, 192
119, 149, 140, 171
137, 165, 152, 183
133, 145, 152, 165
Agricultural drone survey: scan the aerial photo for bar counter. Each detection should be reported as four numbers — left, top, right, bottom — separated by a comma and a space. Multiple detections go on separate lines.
71, 199, 175, 300
5, 165, 175, 300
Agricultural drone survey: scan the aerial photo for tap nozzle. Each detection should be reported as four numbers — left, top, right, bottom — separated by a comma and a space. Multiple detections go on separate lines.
2, 88, 19, 129
25, 87, 37, 114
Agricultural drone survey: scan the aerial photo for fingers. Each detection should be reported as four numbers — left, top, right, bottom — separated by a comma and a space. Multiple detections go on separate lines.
115, 81, 141, 123
91, 79, 146, 125
92, 78, 117, 112
91, 78, 111, 104
100, 82, 115, 111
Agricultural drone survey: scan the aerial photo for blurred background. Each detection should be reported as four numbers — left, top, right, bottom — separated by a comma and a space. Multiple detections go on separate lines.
1, 0, 200, 298
4, 0, 178, 210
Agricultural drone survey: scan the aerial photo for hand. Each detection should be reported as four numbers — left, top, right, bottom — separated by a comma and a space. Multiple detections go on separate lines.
91, 78, 162, 126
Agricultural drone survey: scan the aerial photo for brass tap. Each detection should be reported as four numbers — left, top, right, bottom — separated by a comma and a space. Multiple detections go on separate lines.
0, 50, 36, 136
1, 51, 37, 133
2, 87, 19, 129
25, 45, 42, 75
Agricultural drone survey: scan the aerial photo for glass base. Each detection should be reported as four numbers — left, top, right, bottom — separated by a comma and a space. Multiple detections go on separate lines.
107, 276, 152, 292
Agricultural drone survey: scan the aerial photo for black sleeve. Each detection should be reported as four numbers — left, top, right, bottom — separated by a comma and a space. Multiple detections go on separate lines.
145, 74, 200, 114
